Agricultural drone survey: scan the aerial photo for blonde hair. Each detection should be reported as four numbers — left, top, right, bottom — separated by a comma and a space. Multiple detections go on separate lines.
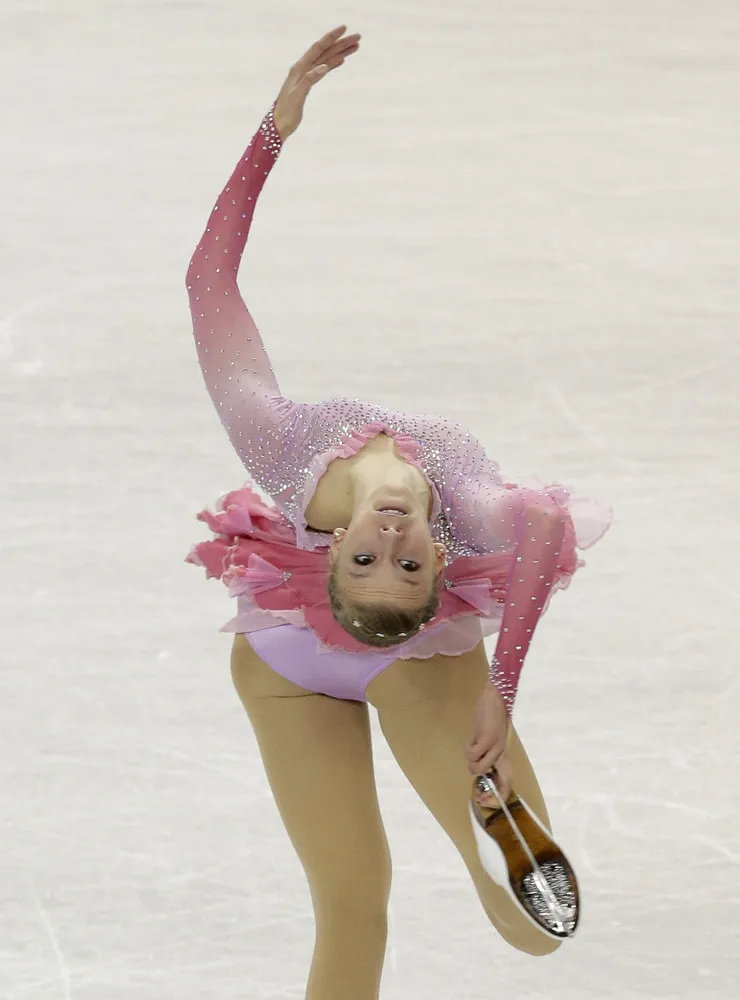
327, 562, 441, 648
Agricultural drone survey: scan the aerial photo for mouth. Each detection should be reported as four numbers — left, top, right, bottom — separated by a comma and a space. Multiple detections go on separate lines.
376, 506, 409, 517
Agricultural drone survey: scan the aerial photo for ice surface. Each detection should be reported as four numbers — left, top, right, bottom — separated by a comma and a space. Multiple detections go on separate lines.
1, 1, 738, 998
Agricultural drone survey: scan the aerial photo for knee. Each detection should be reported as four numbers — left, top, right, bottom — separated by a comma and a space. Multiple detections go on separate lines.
506, 930, 563, 958
489, 916, 563, 957
312, 852, 392, 932
479, 896, 563, 957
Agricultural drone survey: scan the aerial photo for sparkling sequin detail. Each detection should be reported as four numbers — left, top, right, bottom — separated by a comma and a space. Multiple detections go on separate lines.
519, 861, 578, 937
186, 106, 603, 714
489, 653, 518, 716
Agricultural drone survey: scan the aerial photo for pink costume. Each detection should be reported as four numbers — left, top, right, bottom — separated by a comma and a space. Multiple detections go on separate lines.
186, 107, 611, 712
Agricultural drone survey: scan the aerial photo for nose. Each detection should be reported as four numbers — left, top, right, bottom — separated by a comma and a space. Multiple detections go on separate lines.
378, 524, 403, 537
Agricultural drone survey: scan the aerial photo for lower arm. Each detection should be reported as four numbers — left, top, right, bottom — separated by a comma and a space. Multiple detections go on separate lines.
490, 498, 567, 714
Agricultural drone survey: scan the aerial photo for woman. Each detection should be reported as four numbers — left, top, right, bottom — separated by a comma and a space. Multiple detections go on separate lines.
186, 26, 610, 1000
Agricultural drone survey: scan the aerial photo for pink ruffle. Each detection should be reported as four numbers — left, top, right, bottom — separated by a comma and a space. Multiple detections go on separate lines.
295, 422, 443, 551
223, 599, 307, 634
505, 479, 612, 552
561, 494, 612, 550
187, 477, 601, 658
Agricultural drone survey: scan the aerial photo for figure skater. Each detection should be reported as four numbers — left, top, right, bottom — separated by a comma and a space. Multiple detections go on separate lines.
185, 26, 610, 1000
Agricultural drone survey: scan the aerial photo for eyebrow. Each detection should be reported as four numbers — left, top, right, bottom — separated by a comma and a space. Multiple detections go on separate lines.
348, 571, 421, 588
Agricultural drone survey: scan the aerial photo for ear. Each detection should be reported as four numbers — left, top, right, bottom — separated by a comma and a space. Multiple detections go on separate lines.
330, 527, 347, 559
433, 543, 446, 572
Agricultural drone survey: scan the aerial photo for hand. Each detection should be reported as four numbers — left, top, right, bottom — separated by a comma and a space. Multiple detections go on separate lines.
479, 750, 513, 807
273, 25, 361, 141
465, 686, 512, 805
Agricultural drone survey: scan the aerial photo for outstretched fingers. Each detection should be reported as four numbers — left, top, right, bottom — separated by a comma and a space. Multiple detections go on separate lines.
274, 27, 361, 139
294, 26, 361, 79
319, 40, 361, 76
294, 25, 347, 74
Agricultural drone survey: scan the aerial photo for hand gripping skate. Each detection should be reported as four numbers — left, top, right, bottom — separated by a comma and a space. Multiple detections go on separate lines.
469, 774, 580, 940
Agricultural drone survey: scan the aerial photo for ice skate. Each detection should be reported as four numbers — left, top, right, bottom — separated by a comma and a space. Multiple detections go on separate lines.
469, 774, 580, 939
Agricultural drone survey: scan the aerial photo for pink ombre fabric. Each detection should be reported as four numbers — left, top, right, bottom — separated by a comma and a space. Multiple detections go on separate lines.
185, 107, 612, 711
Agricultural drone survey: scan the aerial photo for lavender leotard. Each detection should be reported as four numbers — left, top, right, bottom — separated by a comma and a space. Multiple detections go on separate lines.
247, 625, 401, 701
186, 107, 610, 710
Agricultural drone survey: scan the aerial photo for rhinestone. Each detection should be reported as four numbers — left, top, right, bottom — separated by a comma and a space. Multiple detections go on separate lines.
185, 102, 604, 715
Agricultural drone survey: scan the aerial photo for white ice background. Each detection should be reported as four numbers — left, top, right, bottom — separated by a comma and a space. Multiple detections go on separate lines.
1, 1, 739, 998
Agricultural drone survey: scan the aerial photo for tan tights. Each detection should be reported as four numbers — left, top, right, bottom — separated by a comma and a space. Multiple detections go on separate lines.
231, 635, 561, 1000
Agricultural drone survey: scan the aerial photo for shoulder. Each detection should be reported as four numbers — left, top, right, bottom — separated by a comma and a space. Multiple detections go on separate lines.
414, 412, 501, 480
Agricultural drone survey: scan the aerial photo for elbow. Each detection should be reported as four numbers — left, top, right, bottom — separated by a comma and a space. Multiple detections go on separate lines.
185, 238, 210, 288
524, 495, 567, 538
185, 254, 199, 290
525, 494, 563, 519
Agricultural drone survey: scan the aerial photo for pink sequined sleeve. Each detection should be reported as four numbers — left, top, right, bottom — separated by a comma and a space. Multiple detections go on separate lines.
448, 476, 569, 717
185, 108, 291, 466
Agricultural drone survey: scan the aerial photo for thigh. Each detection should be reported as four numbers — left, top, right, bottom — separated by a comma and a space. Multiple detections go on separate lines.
231, 634, 391, 905
366, 644, 557, 954
366, 644, 550, 825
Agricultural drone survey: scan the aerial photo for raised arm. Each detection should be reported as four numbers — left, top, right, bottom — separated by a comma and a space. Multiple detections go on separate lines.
185, 26, 361, 467
186, 108, 283, 419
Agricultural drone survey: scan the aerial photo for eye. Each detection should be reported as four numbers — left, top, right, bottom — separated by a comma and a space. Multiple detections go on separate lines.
352, 555, 420, 572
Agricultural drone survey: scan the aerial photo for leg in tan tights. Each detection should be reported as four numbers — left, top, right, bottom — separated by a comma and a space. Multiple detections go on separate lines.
231, 635, 559, 1000
365, 642, 561, 958
231, 635, 392, 1000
